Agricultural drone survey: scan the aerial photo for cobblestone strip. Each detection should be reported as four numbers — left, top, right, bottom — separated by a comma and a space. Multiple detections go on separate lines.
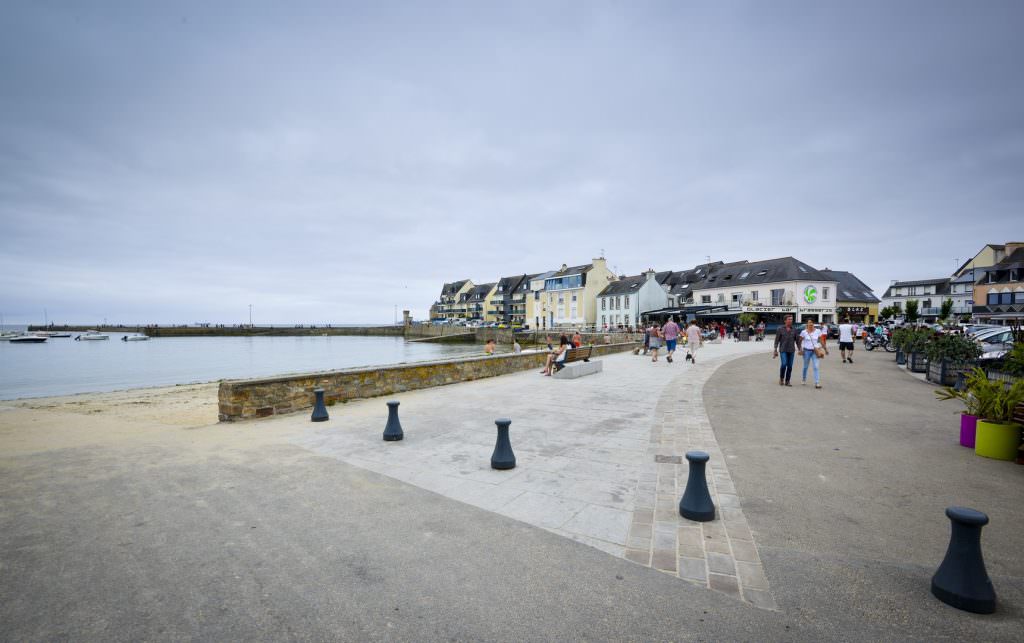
624, 361, 778, 611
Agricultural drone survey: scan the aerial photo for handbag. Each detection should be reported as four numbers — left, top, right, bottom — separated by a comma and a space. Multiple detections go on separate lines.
814, 346, 825, 358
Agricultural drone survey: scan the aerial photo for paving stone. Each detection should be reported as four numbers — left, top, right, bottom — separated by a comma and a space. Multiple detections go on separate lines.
651, 549, 677, 572
624, 548, 651, 565
706, 551, 737, 576
704, 534, 732, 554
702, 521, 727, 540
653, 525, 676, 551
629, 522, 652, 539
678, 556, 707, 583
725, 521, 753, 542
632, 508, 654, 525
736, 561, 770, 590
730, 539, 760, 563
627, 535, 651, 549
708, 573, 741, 599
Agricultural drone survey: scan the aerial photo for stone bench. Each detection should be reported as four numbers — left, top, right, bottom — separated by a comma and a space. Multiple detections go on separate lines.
552, 359, 603, 379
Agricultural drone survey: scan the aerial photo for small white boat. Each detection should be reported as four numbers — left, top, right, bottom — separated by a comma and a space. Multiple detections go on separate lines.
43, 332, 72, 338
9, 334, 48, 343
76, 331, 110, 341
121, 335, 150, 341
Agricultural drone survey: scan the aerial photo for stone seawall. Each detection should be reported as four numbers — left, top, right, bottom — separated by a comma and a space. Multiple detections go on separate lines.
217, 342, 639, 421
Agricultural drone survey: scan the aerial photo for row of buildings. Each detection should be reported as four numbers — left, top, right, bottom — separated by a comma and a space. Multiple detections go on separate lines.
430, 256, 881, 330
880, 242, 1024, 324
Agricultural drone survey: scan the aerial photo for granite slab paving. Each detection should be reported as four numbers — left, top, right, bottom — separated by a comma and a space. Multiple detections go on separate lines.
292, 337, 775, 608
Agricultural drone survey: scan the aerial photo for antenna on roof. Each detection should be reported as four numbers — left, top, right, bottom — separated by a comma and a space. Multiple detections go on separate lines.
705, 255, 711, 264
600, 248, 605, 258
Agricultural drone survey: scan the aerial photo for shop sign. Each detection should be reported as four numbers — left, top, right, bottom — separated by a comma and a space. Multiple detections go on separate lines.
800, 307, 836, 314
838, 306, 868, 314
742, 305, 797, 313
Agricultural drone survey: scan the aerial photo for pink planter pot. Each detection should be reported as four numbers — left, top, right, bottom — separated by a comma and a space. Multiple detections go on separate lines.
960, 413, 977, 448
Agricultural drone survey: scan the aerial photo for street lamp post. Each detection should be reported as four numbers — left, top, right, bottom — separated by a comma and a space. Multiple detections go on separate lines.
249, 304, 253, 328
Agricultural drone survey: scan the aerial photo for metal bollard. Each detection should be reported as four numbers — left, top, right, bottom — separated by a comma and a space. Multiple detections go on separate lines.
931, 507, 996, 614
310, 388, 329, 422
383, 400, 404, 441
679, 451, 715, 522
896, 349, 906, 365
490, 418, 516, 470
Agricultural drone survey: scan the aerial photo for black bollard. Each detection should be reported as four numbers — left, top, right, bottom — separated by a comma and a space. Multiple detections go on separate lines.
679, 450, 715, 522
931, 507, 996, 614
896, 349, 906, 365
310, 388, 329, 422
383, 400, 404, 441
490, 418, 516, 470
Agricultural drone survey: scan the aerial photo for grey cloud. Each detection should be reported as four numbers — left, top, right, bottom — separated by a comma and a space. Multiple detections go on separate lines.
1, 1, 1022, 324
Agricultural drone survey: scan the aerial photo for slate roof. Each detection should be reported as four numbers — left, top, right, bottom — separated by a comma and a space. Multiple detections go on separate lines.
441, 280, 469, 296
496, 274, 528, 294
690, 257, 831, 289
597, 271, 673, 297
550, 263, 593, 277
820, 270, 880, 303
466, 283, 496, 301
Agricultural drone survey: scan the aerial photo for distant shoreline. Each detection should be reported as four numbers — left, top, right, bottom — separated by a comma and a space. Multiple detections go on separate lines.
28, 324, 405, 338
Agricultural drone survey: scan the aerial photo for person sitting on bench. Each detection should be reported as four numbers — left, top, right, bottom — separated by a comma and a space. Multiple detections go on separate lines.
541, 335, 571, 376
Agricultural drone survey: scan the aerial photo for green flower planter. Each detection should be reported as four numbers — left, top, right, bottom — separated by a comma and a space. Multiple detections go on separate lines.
974, 420, 1022, 461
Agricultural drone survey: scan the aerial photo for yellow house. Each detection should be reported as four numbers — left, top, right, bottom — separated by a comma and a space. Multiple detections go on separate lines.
432, 279, 473, 321
482, 282, 504, 323
530, 257, 615, 330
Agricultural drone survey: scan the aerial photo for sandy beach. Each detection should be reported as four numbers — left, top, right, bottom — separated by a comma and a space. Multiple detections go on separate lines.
0, 383, 221, 456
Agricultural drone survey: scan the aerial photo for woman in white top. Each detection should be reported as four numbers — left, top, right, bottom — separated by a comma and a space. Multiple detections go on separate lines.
799, 320, 827, 388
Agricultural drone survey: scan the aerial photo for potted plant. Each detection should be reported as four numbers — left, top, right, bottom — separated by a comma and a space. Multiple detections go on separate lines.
892, 327, 909, 364
957, 368, 1024, 461
936, 377, 983, 448
736, 312, 756, 341
925, 334, 981, 385
904, 329, 933, 373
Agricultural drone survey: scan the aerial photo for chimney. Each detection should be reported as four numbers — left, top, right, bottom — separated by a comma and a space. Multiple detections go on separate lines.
644, 268, 657, 282
592, 257, 606, 271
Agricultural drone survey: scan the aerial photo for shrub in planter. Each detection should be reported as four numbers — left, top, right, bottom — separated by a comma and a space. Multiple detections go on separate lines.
925, 334, 981, 385
958, 369, 1024, 461
936, 378, 984, 448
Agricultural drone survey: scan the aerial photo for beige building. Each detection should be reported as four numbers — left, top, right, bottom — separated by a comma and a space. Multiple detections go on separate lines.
431, 280, 473, 322
530, 258, 614, 330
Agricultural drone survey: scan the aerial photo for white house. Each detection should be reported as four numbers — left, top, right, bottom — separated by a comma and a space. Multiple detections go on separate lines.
596, 270, 672, 329
686, 257, 840, 325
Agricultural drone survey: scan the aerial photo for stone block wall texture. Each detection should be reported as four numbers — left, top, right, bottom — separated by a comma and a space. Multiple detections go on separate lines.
217, 342, 639, 421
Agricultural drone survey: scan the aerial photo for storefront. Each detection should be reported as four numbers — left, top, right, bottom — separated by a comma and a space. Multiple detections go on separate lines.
835, 304, 876, 324
740, 305, 836, 327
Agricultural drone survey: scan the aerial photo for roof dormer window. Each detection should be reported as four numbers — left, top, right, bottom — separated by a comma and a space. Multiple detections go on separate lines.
739, 271, 749, 279
756, 270, 768, 276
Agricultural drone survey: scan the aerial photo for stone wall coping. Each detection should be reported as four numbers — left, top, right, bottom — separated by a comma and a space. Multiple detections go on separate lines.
221, 342, 638, 388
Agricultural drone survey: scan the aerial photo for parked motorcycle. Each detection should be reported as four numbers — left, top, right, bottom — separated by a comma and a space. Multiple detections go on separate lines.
864, 334, 896, 352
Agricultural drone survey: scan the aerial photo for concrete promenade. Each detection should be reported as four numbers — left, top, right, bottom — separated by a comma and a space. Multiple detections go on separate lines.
1, 339, 1022, 640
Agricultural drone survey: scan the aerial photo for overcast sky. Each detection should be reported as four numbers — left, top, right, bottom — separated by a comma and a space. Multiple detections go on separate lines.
1, 1, 1021, 325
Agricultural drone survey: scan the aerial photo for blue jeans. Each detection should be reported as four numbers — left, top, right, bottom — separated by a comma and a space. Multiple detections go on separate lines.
779, 351, 794, 383
802, 349, 820, 384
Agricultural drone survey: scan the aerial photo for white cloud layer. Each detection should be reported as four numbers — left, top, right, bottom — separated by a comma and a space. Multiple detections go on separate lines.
1, 1, 1022, 324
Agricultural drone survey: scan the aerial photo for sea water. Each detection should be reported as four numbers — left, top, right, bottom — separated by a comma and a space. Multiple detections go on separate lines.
0, 334, 484, 400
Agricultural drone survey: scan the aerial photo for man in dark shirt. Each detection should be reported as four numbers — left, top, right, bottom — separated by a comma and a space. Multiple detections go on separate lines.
773, 315, 798, 386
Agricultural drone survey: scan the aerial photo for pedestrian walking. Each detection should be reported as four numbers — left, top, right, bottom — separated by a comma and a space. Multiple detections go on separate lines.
799, 319, 827, 388
642, 325, 651, 355
773, 314, 798, 386
648, 323, 663, 362
662, 315, 681, 363
838, 317, 856, 363
685, 319, 703, 364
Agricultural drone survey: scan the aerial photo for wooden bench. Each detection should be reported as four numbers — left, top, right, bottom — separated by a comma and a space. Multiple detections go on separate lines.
1013, 401, 1024, 427
555, 345, 593, 371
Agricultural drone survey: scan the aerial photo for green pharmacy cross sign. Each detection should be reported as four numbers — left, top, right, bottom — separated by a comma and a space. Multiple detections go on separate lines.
803, 285, 818, 304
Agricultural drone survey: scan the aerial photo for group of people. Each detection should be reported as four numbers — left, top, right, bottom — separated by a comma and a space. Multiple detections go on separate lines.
642, 316, 704, 364
539, 331, 585, 375
773, 315, 861, 388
